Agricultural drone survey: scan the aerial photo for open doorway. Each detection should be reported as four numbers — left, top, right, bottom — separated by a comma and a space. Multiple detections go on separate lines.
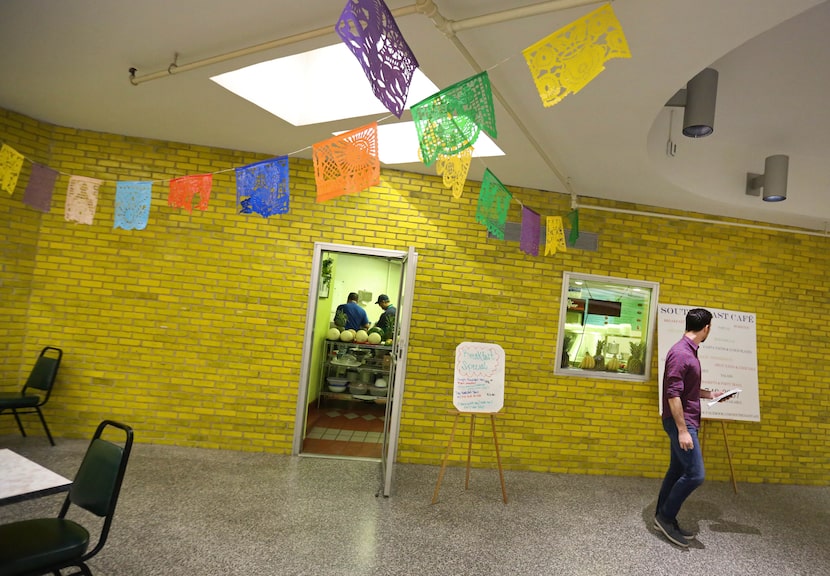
303, 250, 401, 459
293, 243, 417, 491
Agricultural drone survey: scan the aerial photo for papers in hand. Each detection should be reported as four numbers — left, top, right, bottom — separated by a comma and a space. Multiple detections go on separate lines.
707, 388, 742, 406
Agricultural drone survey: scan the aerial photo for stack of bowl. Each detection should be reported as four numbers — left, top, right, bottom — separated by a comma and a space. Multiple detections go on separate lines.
326, 377, 349, 393
348, 382, 369, 395
369, 377, 388, 397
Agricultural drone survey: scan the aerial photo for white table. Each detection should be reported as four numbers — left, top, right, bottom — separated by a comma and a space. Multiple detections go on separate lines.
0, 448, 72, 506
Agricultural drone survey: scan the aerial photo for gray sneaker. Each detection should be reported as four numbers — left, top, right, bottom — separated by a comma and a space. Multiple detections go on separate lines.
654, 514, 689, 547
673, 519, 695, 539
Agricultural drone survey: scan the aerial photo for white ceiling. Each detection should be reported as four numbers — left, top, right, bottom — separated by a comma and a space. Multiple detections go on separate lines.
1, 0, 828, 232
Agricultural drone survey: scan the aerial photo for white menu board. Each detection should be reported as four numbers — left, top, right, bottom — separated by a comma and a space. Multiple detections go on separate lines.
657, 304, 761, 422
453, 342, 505, 413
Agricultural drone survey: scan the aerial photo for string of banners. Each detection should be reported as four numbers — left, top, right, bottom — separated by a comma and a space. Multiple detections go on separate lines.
0, 1, 629, 256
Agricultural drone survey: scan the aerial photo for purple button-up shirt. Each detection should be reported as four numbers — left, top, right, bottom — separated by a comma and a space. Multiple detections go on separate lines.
662, 336, 702, 429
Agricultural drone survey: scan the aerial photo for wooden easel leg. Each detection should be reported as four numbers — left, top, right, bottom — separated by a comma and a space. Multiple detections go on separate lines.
721, 421, 738, 494
489, 414, 508, 504
431, 412, 461, 504
465, 414, 475, 490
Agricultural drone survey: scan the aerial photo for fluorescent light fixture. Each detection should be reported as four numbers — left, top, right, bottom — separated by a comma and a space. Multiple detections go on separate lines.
334, 122, 504, 165
211, 43, 441, 126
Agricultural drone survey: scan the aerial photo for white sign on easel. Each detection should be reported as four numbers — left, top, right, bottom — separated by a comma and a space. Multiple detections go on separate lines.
453, 342, 505, 413
434, 342, 509, 504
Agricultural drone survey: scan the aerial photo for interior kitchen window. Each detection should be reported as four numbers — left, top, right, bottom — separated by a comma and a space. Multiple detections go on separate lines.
555, 272, 660, 381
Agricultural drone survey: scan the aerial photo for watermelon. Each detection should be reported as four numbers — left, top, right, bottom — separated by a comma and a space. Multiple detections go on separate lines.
368, 326, 385, 339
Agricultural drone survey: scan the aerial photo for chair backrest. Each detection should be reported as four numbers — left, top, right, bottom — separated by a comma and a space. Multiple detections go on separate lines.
22, 346, 63, 399
71, 438, 128, 516
60, 420, 134, 560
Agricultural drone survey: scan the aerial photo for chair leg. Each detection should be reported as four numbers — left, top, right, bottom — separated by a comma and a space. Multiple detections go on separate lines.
35, 407, 56, 446
11, 409, 28, 438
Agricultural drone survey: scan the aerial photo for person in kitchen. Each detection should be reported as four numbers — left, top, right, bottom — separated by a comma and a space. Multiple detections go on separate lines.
334, 292, 370, 331
373, 294, 396, 336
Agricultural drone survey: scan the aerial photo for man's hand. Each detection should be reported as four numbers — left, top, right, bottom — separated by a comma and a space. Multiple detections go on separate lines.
678, 429, 694, 451
710, 389, 738, 402
667, 397, 692, 451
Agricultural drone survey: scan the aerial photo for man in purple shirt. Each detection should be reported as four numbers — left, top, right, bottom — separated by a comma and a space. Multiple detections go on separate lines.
654, 308, 716, 548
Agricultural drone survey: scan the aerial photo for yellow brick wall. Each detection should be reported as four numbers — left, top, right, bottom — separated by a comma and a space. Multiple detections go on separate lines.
0, 109, 54, 377
1, 108, 827, 485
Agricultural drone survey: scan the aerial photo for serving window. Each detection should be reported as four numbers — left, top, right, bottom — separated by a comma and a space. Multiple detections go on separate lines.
555, 272, 659, 381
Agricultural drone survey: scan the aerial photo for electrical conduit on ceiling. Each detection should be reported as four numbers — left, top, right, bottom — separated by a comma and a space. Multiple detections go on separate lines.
127, 0, 601, 85
576, 204, 829, 238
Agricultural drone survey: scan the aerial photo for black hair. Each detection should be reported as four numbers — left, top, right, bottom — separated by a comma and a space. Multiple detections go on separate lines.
347, 292, 359, 302
686, 308, 713, 332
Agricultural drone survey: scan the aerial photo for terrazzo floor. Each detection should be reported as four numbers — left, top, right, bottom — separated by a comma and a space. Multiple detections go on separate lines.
1, 433, 827, 576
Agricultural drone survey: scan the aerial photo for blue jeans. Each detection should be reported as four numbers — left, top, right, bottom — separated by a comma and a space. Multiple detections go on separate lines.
656, 418, 705, 521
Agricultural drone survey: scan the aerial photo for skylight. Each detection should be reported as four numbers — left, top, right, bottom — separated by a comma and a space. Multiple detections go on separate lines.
211, 43, 440, 126
211, 43, 505, 164
337, 122, 504, 165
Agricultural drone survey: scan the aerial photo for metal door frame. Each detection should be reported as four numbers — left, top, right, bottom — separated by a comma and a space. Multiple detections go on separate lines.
381, 245, 417, 496
293, 243, 418, 497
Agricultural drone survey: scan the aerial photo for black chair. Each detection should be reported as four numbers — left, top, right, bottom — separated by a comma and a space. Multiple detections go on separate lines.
0, 346, 62, 446
0, 420, 134, 576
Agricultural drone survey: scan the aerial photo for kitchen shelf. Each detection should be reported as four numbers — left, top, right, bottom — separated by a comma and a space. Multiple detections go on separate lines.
319, 340, 393, 406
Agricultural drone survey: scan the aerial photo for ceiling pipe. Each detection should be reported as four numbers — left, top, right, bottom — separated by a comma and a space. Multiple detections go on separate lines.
127, 0, 601, 90
129, 4, 422, 85
417, 0, 604, 34
576, 203, 828, 238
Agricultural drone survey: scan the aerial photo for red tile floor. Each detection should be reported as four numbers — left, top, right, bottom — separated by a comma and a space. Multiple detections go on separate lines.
303, 399, 386, 458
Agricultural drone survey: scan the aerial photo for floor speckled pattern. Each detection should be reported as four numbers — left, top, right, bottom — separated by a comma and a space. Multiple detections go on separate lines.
1, 434, 827, 576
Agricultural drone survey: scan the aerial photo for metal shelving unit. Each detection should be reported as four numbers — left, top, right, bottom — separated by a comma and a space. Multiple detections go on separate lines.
319, 340, 393, 405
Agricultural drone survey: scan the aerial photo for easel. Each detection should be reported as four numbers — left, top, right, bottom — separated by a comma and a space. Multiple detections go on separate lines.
431, 410, 508, 504
700, 419, 738, 494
